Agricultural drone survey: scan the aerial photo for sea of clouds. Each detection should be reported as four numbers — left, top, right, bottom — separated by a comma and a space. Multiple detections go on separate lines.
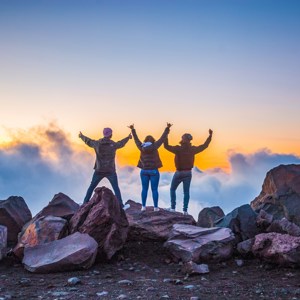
1, 124, 300, 219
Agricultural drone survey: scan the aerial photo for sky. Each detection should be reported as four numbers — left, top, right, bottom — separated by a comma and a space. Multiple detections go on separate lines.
1, 0, 300, 218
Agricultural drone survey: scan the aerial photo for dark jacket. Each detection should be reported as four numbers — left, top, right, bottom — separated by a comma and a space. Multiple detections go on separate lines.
164, 134, 212, 171
132, 127, 170, 170
80, 134, 130, 173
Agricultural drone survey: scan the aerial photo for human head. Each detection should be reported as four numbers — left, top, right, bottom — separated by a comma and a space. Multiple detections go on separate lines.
144, 135, 155, 144
181, 133, 193, 143
103, 127, 113, 138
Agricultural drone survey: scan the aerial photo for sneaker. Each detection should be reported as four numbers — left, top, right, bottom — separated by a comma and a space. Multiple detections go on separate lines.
183, 211, 189, 216
141, 206, 146, 211
123, 203, 130, 211
154, 207, 159, 212
165, 207, 176, 212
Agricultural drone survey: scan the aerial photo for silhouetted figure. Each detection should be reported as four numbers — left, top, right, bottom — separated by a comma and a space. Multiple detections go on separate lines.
79, 127, 132, 209
129, 123, 172, 211
164, 129, 213, 215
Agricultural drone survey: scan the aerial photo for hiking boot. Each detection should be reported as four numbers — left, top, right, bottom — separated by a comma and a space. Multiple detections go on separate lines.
123, 203, 130, 210
183, 211, 189, 216
165, 207, 176, 212
154, 207, 159, 212
141, 206, 146, 211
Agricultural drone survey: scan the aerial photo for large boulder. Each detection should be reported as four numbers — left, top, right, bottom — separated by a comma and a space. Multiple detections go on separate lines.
164, 224, 235, 263
266, 218, 300, 237
22, 232, 98, 273
125, 200, 196, 241
0, 196, 32, 246
197, 206, 224, 228
69, 187, 128, 260
32, 192, 79, 222
251, 164, 300, 226
215, 204, 259, 241
0, 225, 7, 261
252, 232, 300, 267
13, 216, 68, 260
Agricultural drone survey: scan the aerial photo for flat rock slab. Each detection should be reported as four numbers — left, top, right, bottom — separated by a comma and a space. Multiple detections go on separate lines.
164, 224, 235, 263
125, 200, 196, 241
23, 232, 98, 273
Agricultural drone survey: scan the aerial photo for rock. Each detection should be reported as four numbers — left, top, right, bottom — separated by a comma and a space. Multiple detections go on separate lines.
118, 279, 133, 285
184, 285, 196, 290
236, 239, 255, 256
164, 224, 235, 263
182, 261, 209, 274
197, 206, 224, 228
266, 218, 300, 236
0, 196, 32, 246
256, 209, 273, 229
252, 232, 300, 267
235, 259, 244, 267
23, 232, 98, 273
251, 164, 300, 226
0, 225, 7, 261
69, 187, 128, 260
68, 277, 81, 285
13, 216, 68, 260
125, 200, 196, 241
96, 291, 109, 297
32, 192, 79, 222
215, 204, 259, 241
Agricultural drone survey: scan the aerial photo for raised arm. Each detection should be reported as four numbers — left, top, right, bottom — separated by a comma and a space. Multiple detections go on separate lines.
115, 133, 132, 149
78, 131, 98, 148
128, 124, 143, 150
152, 123, 172, 149
163, 137, 177, 154
194, 129, 213, 154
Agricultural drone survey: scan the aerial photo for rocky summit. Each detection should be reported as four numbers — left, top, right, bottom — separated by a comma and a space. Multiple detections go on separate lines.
1, 164, 300, 299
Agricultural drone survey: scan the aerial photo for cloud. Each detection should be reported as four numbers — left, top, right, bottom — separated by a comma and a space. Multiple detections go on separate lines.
1, 124, 300, 220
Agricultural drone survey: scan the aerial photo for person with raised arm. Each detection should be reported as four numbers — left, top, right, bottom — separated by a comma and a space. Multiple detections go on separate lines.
128, 123, 172, 212
164, 129, 213, 215
79, 127, 132, 209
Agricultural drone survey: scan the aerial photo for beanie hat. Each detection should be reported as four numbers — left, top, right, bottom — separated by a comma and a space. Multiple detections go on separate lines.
182, 133, 193, 141
103, 127, 113, 137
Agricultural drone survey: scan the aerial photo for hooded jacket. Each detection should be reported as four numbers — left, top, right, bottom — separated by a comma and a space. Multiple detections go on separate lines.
164, 134, 212, 171
132, 127, 170, 170
80, 134, 130, 173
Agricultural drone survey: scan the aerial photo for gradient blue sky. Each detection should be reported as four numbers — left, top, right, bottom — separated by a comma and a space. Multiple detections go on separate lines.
1, 0, 300, 215
1, 0, 300, 168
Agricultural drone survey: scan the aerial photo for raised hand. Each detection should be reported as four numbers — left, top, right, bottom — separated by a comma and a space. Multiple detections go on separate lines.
209, 129, 213, 135
128, 124, 134, 130
167, 122, 173, 128
79, 131, 83, 138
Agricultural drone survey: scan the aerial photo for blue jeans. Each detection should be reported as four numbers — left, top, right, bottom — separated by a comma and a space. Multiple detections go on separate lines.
140, 169, 160, 208
83, 171, 123, 205
170, 170, 192, 212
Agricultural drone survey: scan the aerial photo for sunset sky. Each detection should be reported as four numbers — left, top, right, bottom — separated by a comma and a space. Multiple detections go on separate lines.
1, 1, 300, 216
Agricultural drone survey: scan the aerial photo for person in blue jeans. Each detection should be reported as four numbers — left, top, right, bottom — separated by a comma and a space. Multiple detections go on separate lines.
79, 127, 132, 209
129, 123, 172, 211
164, 129, 213, 215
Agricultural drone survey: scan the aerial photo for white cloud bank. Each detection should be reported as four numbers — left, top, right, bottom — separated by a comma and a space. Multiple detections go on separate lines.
1, 124, 299, 219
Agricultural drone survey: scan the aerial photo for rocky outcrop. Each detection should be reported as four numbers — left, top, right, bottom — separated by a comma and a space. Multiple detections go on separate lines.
251, 164, 300, 226
13, 216, 68, 260
266, 218, 300, 237
256, 209, 273, 229
0, 196, 32, 245
215, 204, 259, 241
164, 224, 235, 263
0, 225, 7, 261
252, 232, 300, 267
125, 200, 196, 241
69, 187, 128, 260
197, 206, 224, 228
32, 193, 79, 222
23, 232, 98, 273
